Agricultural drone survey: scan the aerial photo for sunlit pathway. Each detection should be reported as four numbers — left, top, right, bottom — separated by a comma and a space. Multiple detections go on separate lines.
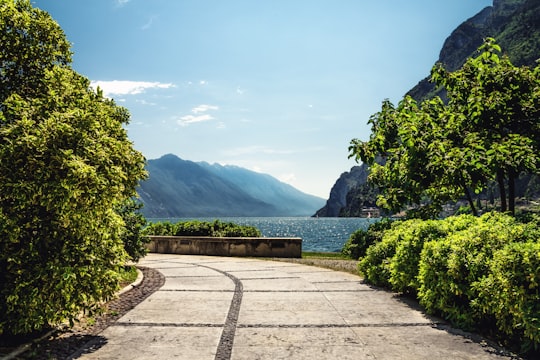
73, 253, 517, 359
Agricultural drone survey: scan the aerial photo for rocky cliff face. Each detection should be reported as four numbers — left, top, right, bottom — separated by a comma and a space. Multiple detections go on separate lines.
314, 164, 370, 217
408, 0, 535, 101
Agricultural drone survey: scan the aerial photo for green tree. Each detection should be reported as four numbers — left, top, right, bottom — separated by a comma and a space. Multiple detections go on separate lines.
0, 0, 71, 107
431, 38, 540, 214
350, 39, 540, 217
0, 0, 147, 335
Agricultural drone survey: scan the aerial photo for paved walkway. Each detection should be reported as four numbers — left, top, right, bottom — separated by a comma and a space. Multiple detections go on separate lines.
72, 253, 516, 359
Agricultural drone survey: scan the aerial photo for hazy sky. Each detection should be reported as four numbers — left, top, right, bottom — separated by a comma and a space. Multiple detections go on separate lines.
33, 0, 492, 198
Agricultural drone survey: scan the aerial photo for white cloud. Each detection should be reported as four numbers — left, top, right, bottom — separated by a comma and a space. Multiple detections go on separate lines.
91, 80, 174, 97
136, 99, 156, 106
192, 104, 219, 114
177, 104, 220, 126
178, 114, 214, 126
115, 0, 130, 7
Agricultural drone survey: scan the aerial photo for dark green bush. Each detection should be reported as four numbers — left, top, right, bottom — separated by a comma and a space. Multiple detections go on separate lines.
212, 220, 261, 237
417, 212, 525, 329
175, 220, 213, 236
143, 221, 177, 236
144, 220, 262, 238
357, 222, 402, 288
389, 215, 478, 294
116, 199, 149, 262
472, 241, 540, 353
342, 218, 393, 259
356, 211, 540, 355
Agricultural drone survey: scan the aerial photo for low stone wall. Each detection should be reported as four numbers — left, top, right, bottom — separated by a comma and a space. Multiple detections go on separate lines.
146, 236, 302, 258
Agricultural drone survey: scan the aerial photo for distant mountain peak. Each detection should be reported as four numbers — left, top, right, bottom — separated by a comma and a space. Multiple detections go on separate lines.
137, 154, 324, 217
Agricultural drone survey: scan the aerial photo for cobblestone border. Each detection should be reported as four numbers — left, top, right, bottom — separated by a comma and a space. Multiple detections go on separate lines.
11, 267, 165, 360
196, 264, 244, 360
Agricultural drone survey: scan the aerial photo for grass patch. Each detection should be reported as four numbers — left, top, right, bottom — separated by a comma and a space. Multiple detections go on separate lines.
302, 251, 349, 259
118, 265, 138, 288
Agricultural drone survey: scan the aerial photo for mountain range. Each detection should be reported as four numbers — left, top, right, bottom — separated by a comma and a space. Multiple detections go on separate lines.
137, 154, 325, 218
316, 0, 540, 217
137, 1, 538, 219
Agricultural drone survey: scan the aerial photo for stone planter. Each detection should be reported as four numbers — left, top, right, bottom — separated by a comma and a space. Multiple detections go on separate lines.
146, 236, 302, 258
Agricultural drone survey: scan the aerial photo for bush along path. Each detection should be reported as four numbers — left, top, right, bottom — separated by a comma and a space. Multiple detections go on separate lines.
1, 267, 165, 360
348, 212, 540, 358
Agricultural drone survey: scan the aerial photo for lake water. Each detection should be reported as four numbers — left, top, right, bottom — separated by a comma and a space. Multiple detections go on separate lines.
148, 217, 378, 253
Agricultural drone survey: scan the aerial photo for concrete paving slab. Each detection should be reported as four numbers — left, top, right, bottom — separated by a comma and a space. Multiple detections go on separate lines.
72, 253, 519, 360
350, 325, 511, 359
75, 326, 221, 359
233, 326, 374, 360
160, 275, 236, 291
239, 292, 345, 326
241, 277, 319, 291
118, 291, 232, 324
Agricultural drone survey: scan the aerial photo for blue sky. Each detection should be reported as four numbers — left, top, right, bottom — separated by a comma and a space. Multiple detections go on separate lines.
33, 0, 492, 198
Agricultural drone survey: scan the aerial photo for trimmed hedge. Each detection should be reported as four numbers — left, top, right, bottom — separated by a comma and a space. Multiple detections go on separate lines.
355, 212, 540, 355
143, 220, 262, 238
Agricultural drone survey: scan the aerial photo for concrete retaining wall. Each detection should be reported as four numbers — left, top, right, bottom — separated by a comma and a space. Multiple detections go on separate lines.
146, 236, 302, 258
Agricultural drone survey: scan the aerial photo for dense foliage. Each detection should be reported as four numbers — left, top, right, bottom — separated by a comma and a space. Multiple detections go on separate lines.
116, 199, 149, 262
341, 218, 393, 259
354, 213, 540, 355
144, 220, 262, 238
349, 39, 540, 217
0, 0, 147, 335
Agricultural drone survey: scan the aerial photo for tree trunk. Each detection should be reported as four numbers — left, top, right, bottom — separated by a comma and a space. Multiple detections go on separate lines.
508, 171, 516, 215
464, 186, 478, 216
497, 170, 507, 212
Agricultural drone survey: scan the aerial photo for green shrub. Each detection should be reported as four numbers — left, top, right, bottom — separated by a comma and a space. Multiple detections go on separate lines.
144, 220, 262, 238
175, 220, 213, 236
143, 221, 177, 236
116, 199, 149, 262
389, 219, 444, 294
357, 222, 403, 288
212, 220, 261, 237
472, 241, 540, 353
389, 215, 478, 294
342, 218, 393, 259
417, 212, 524, 329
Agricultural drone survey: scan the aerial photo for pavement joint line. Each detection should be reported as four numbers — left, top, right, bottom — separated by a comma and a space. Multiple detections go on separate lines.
311, 281, 363, 284
237, 322, 442, 328
164, 275, 224, 278
239, 276, 301, 280
193, 263, 243, 360
242, 289, 374, 293
112, 322, 224, 327
286, 271, 337, 274
226, 269, 277, 272
159, 289, 235, 292
108, 321, 441, 329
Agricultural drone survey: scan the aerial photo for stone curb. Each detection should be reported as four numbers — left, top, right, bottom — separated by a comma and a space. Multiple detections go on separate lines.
119, 268, 144, 295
